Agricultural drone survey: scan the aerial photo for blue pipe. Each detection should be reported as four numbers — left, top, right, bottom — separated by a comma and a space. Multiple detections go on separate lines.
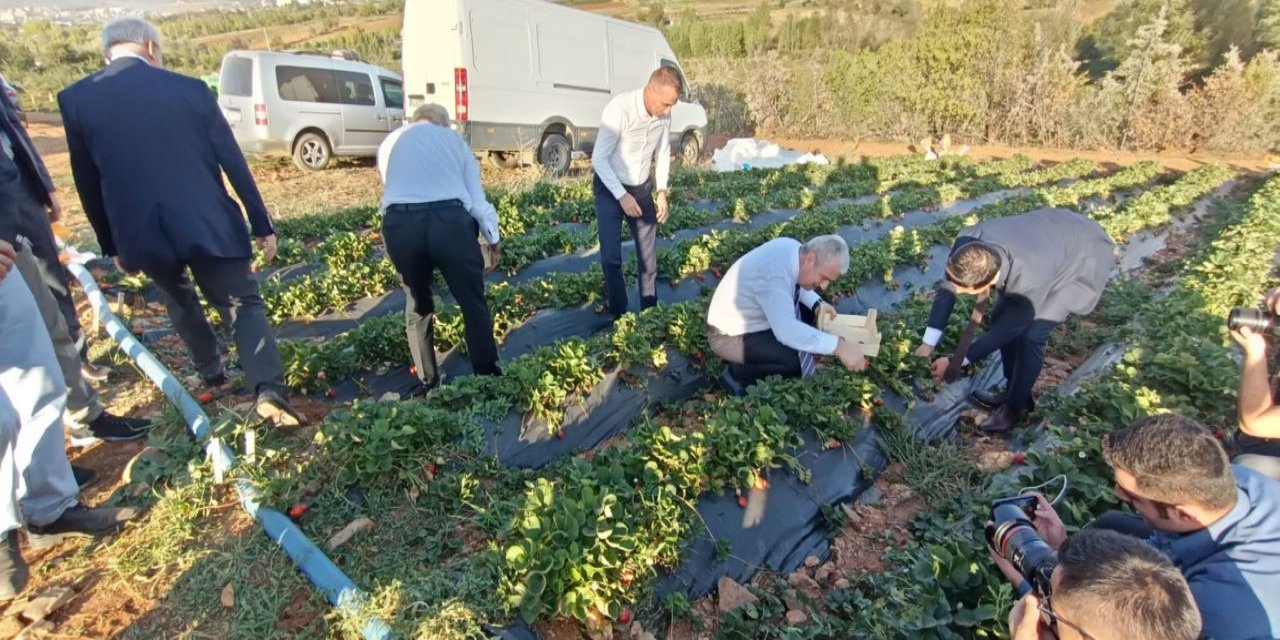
67, 261, 393, 640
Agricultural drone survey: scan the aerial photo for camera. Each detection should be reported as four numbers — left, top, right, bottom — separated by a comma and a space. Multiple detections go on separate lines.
1229, 308, 1280, 338
986, 495, 1058, 596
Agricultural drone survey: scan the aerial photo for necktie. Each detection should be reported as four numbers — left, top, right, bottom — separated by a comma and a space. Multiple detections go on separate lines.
944, 290, 989, 383
794, 286, 816, 377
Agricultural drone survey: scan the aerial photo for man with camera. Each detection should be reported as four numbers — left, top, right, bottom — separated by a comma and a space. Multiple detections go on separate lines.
999, 529, 1200, 640
1229, 287, 1280, 480
989, 414, 1280, 640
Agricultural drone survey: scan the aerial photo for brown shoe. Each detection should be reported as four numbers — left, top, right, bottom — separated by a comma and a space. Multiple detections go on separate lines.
978, 405, 1025, 435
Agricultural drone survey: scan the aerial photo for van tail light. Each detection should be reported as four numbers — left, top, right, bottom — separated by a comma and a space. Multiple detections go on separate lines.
254, 103, 268, 126
454, 68, 468, 121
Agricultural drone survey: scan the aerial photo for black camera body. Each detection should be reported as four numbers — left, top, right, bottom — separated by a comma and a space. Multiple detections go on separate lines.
986, 495, 1058, 597
1230, 308, 1280, 338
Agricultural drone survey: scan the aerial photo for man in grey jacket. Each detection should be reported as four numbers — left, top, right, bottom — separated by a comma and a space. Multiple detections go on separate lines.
915, 208, 1114, 433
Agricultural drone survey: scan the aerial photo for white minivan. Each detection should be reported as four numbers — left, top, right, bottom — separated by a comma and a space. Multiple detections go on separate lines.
402, 0, 708, 174
218, 50, 405, 171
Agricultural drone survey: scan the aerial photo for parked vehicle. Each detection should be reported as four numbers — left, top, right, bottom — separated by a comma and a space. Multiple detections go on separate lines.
217, 50, 405, 171
402, 0, 708, 175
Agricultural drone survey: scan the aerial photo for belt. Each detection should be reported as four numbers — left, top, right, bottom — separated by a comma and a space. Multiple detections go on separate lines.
386, 199, 464, 212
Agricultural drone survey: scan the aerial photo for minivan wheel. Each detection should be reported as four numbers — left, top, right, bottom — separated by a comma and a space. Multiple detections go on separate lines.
678, 133, 701, 166
292, 132, 332, 171
539, 133, 572, 176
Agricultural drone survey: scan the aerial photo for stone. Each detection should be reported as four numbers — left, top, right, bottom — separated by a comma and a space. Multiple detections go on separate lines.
834, 578, 851, 590
326, 518, 376, 550
784, 610, 809, 625
378, 391, 401, 402
716, 576, 758, 613
220, 583, 235, 609
637, 633, 657, 640
840, 503, 862, 525
783, 589, 804, 612
977, 450, 1016, 474
803, 555, 820, 569
20, 587, 75, 623
15, 619, 55, 640
815, 562, 836, 583
584, 608, 613, 640
857, 486, 884, 507
787, 572, 822, 600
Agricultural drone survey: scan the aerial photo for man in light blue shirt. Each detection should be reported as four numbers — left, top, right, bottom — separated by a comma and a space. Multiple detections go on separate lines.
377, 104, 502, 392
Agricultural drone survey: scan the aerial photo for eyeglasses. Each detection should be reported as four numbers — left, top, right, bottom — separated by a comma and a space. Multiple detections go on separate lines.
1038, 600, 1096, 640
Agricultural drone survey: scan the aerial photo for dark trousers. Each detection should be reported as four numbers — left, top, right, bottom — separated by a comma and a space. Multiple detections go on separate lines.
986, 296, 1060, 413
594, 174, 658, 317
382, 203, 499, 384
707, 305, 816, 386
1232, 432, 1280, 482
0, 153, 83, 349
146, 257, 286, 396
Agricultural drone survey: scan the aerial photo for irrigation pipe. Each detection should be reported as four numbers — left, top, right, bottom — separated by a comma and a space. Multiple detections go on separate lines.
64, 257, 393, 640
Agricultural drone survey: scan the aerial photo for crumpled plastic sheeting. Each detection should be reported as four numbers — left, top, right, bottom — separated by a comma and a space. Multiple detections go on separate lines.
712, 138, 829, 172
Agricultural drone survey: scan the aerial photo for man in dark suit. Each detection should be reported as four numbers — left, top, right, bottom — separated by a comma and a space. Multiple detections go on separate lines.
1, 71, 150, 445
915, 208, 1115, 433
59, 17, 301, 427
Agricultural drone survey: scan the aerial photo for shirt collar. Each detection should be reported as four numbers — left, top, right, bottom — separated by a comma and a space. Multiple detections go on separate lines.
1163, 485, 1251, 569
108, 51, 151, 66
633, 90, 652, 122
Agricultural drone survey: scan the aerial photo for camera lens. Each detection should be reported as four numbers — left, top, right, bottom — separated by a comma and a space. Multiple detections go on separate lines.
1229, 308, 1280, 337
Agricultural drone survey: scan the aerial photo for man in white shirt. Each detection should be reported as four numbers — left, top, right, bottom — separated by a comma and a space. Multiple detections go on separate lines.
706, 235, 869, 393
377, 104, 502, 393
592, 67, 680, 319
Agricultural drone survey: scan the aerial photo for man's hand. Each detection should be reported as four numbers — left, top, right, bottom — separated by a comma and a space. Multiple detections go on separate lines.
834, 338, 867, 372
1029, 493, 1067, 549
1232, 324, 1268, 361
113, 255, 138, 276
655, 190, 669, 224
0, 240, 15, 284
1008, 593, 1052, 640
619, 193, 643, 219
930, 356, 951, 380
914, 343, 935, 358
484, 242, 502, 274
46, 192, 62, 223
987, 543, 1025, 590
816, 301, 837, 325
256, 234, 278, 263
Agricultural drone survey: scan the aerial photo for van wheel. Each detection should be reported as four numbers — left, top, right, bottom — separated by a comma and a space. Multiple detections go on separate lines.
293, 132, 332, 171
539, 133, 572, 176
678, 133, 701, 166
487, 151, 521, 170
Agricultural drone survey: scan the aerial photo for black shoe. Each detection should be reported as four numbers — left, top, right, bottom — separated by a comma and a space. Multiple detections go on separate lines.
72, 465, 97, 489
719, 368, 746, 397
87, 412, 150, 442
407, 378, 440, 399
970, 389, 1005, 410
978, 405, 1026, 435
28, 504, 139, 549
255, 389, 304, 428
203, 372, 229, 387
80, 361, 113, 383
0, 535, 27, 600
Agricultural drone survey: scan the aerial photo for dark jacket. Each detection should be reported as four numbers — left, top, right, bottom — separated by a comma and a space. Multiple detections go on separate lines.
926, 208, 1115, 352
0, 84, 55, 245
58, 57, 273, 271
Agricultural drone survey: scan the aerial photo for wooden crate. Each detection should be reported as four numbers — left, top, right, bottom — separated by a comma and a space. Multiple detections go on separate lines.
818, 309, 882, 357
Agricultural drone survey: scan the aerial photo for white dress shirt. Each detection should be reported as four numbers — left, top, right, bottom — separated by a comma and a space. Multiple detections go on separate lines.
591, 89, 672, 199
377, 122, 500, 244
707, 238, 839, 355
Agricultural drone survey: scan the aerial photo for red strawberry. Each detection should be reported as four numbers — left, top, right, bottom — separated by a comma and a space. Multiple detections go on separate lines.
737, 496, 749, 508
287, 503, 310, 520
1012, 452, 1027, 465
694, 349, 704, 361
620, 569, 634, 585
326, 389, 338, 399
714, 269, 724, 279
618, 608, 632, 624
1214, 429, 1226, 441
426, 463, 438, 478
556, 430, 565, 440
826, 438, 842, 450
409, 365, 417, 376
197, 392, 214, 404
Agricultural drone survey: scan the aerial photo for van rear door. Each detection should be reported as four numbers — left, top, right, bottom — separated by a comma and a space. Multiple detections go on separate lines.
218, 54, 258, 147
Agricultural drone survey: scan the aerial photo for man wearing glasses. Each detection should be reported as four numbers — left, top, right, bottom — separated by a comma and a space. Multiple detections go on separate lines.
1004, 529, 1199, 640
995, 414, 1280, 640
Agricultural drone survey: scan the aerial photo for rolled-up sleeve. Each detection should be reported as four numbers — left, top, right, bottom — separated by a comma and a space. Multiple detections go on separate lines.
460, 135, 500, 244
757, 276, 839, 355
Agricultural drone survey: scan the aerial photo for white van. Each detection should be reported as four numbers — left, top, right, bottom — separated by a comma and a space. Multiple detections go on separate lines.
218, 50, 405, 171
402, 0, 708, 174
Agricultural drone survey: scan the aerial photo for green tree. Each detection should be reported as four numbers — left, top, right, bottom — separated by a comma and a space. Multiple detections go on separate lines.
1078, 0, 1208, 77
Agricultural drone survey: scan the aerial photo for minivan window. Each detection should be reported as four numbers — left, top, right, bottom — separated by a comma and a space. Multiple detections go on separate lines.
380, 78, 403, 110
659, 59, 691, 102
221, 57, 253, 97
277, 65, 339, 104
336, 70, 376, 106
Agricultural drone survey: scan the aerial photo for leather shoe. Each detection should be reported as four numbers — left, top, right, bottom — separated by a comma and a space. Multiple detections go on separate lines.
28, 504, 139, 549
255, 389, 304, 428
978, 405, 1025, 435
719, 368, 746, 397
0, 535, 27, 600
970, 389, 1005, 410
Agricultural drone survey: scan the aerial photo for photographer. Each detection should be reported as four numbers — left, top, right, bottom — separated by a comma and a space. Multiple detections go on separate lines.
1229, 287, 1280, 480
993, 415, 1280, 640
999, 529, 1200, 640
